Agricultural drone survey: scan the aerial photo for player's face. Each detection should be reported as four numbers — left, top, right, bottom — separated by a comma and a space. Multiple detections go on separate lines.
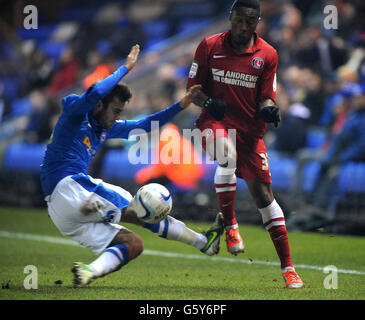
229, 7, 260, 47
98, 97, 125, 129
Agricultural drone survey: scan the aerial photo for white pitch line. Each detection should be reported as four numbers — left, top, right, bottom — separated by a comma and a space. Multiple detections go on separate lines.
1, 230, 365, 276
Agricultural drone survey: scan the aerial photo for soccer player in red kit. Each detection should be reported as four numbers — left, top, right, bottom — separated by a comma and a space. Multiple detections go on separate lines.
187, 0, 304, 288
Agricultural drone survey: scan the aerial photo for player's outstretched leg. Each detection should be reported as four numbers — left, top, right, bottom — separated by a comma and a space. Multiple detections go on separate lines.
72, 230, 143, 288
143, 215, 224, 256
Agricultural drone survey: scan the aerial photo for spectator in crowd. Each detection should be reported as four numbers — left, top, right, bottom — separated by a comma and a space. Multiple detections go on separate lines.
47, 47, 80, 96
270, 102, 311, 156
25, 91, 61, 144
26, 49, 54, 91
312, 84, 365, 211
292, 81, 360, 195
135, 123, 204, 190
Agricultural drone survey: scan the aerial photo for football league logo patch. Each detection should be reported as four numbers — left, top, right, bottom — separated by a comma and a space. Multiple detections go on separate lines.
252, 57, 264, 70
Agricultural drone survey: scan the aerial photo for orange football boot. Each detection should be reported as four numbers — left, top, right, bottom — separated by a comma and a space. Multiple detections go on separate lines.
282, 268, 305, 289
225, 227, 245, 255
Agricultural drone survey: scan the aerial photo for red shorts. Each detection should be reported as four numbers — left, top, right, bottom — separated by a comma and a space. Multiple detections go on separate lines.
197, 120, 272, 184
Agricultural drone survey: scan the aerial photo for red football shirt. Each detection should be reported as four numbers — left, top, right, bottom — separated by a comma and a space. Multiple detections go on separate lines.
187, 30, 278, 139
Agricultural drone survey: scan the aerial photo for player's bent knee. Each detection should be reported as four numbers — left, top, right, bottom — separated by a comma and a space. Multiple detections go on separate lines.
247, 181, 274, 209
109, 230, 144, 260
256, 192, 273, 209
206, 137, 237, 168
127, 233, 144, 260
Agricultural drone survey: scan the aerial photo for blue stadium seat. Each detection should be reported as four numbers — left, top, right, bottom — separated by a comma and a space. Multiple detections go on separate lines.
3, 142, 46, 173
2, 77, 19, 100
170, 2, 216, 18
338, 162, 365, 193
143, 37, 168, 52
301, 161, 322, 193
236, 178, 248, 190
58, 7, 99, 22
141, 20, 170, 38
177, 19, 212, 34
38, 41, 67, 62
306, 129, 327, 149
97, 40, 111, 55
270, 157, 297, 190
17, 25, 57, 40
102, 149, 146, 180
10, 98, 33, 118
116, 16, 130, 28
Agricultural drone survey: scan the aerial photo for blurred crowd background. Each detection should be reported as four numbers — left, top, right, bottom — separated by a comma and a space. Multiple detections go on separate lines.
1, 0, 365, 235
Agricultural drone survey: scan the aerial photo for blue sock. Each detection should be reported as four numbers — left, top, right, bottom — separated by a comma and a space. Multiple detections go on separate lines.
143, 216, 206, 249
143, 217, 169, 238
89, 244, 129, 277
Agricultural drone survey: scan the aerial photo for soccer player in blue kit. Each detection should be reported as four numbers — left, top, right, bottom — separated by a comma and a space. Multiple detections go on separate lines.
40, 45, 224, 287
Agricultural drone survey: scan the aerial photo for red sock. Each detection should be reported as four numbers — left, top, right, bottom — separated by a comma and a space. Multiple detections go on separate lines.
215, 189, 237, 227
268, 225, 293, 269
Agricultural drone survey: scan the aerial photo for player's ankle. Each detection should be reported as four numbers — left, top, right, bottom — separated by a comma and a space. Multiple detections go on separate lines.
281, 266, 295, 273
225, 223, 238, 231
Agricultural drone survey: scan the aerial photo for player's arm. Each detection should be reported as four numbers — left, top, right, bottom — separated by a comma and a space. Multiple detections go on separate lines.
63, 45, 140, 117
108, 85, 202, 139
258, 51, 281, 127
187, 40, 226, 121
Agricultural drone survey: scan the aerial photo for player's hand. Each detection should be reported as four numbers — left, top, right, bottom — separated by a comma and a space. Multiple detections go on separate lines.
179, 84, 203, 109
124, 44, 140, 71
203, 98, 226, 121
260, 105, 281, 127
188, 86, 226, 120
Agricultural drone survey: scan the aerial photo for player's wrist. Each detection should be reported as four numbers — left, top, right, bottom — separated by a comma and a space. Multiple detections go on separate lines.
203, 98, 226, 121
176, 101, 186, 109
121, 65, 129, 72
259, 105, 281, 127
191, 91, 208, 107
203, 98, 213, 109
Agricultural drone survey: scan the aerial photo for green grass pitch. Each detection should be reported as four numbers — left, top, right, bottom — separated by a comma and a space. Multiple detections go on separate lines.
0, 207, 365, 300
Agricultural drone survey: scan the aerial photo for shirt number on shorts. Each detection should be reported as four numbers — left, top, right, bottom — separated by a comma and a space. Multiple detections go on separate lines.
259, 153, 269, 171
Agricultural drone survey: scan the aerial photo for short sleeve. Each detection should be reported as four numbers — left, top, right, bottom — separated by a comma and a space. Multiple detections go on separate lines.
187, 39, 210, 89
258, 50, 278, 104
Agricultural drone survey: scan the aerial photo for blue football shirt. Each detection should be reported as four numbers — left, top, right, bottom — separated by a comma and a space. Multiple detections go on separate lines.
40, 65, 183, 196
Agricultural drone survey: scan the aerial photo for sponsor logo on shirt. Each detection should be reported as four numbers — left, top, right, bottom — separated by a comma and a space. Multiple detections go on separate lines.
189, 62, 199, 78
252, 57, 264, 70
212, 68, 259, 88
83, 136, 96, 158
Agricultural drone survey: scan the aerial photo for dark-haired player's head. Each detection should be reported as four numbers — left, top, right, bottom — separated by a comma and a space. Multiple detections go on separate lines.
229, 0, 261, 48
92, 83, 132, 129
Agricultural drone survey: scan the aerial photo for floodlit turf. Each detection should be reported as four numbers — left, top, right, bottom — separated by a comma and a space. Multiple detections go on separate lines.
0, 207, 365, 300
